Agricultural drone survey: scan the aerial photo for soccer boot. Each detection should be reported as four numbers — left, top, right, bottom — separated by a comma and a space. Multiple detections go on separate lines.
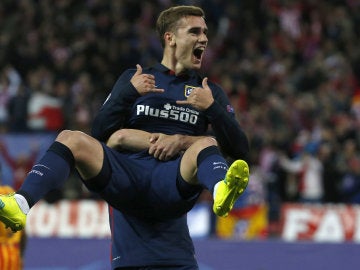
0, 193, 26, 232
213, 159, 249, 217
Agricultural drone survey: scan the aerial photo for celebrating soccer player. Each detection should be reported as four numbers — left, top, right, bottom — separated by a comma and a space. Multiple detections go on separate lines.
0, 5, 249, 270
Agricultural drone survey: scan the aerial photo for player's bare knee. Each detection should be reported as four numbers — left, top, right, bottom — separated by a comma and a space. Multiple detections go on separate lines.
194, 136, 218, 150
56, 130, 90, 155
56, 130, 74, 144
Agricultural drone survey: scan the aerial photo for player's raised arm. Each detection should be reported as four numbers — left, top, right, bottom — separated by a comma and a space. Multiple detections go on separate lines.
130, 64, 165, 95
176, 77, 214, 110
92, 64, 165, 142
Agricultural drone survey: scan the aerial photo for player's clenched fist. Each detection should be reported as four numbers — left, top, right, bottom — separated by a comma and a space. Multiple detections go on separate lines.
130, 64, 164, 95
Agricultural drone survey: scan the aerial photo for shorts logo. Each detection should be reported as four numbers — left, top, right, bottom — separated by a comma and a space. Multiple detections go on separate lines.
185, 85, 196, 97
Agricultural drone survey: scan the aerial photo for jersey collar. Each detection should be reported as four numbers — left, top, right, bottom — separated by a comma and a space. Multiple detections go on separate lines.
153, 63, 199, 79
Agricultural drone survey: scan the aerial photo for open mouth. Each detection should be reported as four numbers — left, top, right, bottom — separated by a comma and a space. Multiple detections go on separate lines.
193, 47, 205, 60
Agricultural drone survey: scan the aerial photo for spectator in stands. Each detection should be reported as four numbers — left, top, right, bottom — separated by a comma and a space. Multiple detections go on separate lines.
340, 156, 360, 204
279, 142, 324, 203
26, 67, 64, 132
7, 84, 30, 133
0, 66, 22, 132
0, 140, 39, 190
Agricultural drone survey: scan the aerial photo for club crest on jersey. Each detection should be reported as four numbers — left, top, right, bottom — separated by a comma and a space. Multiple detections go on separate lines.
184, 85, 196, 97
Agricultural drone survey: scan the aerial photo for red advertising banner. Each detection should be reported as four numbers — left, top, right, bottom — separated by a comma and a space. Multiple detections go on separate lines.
25, 200, 360, 242
281, 203, 360, 242
26, 200, 111, 238
26, 200, 213, 238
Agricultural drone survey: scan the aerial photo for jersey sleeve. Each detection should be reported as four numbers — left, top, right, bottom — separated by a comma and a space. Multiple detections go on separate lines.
91, 69, 140, 142
204, 83, 250, 161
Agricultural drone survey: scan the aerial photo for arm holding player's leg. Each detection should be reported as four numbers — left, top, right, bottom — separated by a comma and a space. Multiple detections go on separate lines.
107, 128, 209, 161
148, 133, 208, 161
106, 129, 152, 151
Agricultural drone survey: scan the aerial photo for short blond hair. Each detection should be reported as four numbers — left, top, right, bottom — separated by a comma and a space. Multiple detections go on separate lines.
156, 5, 205, 47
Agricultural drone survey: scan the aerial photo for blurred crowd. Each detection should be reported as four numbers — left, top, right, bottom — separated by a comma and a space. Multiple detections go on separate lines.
1, 0, 360, 219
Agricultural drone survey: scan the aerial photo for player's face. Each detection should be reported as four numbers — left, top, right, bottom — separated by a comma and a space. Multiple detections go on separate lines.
173, 16, 208, 70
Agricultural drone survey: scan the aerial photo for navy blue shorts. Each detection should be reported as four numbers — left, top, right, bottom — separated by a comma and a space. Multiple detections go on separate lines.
90, 144, 201, 219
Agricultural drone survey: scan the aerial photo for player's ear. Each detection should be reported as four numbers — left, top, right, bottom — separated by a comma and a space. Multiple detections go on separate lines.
164, 32, 175, 47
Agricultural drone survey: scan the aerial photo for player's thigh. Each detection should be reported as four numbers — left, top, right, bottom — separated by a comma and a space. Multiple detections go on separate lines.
55, 130, 104, 179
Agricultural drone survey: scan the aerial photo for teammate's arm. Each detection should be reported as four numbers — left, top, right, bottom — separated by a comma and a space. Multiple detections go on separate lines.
107, 129, 208, 161
107, 129, 152, 151
148, 133, 208, 160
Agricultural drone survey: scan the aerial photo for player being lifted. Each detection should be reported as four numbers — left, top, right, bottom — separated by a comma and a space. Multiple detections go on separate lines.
0, 5, 250, 270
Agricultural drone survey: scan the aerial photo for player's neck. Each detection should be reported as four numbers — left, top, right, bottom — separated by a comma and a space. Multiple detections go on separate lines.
161, 53, 187, 76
